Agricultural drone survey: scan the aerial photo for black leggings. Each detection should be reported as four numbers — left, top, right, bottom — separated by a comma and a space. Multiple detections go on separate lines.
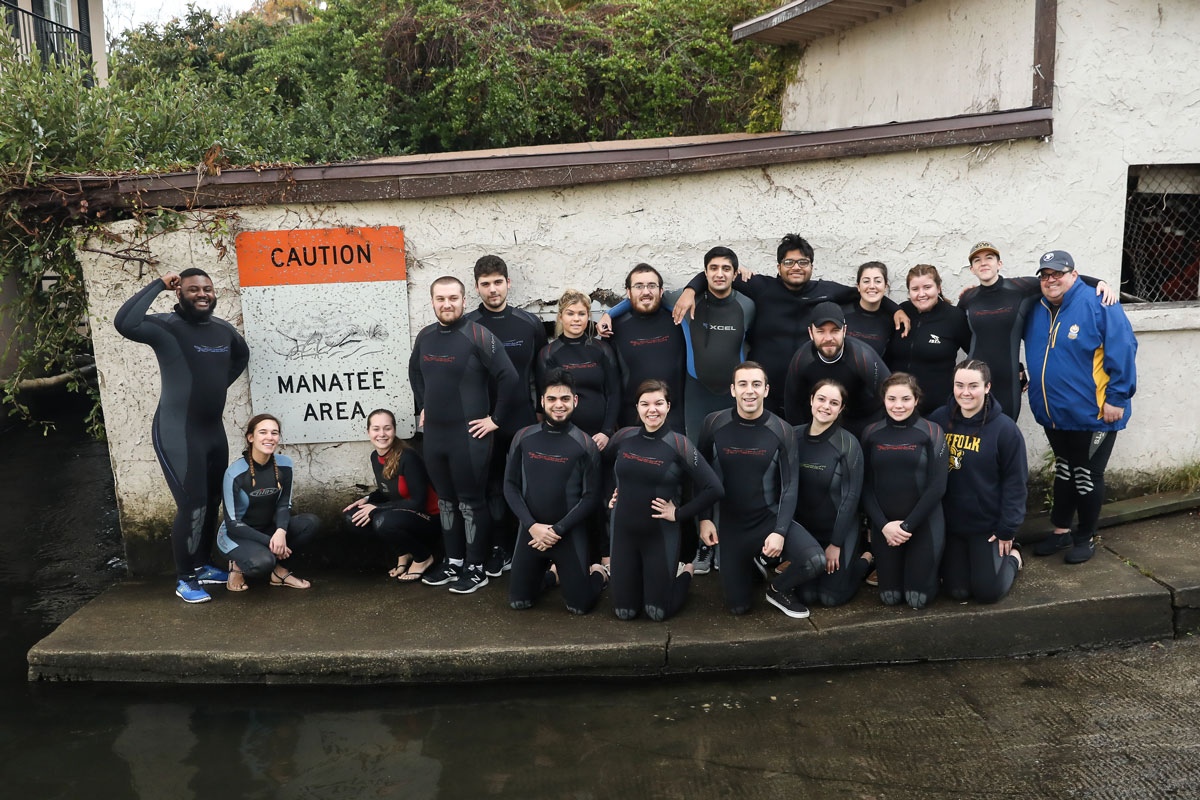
795, 532, 872, 608
153, 411, 226, 580
487, 432, 518, 557
871, 516, 944, 609
720, 520, 823, 614
1045, 429, 1117, 541
610, 518, 690, 622
225, 514, 320, 579
423, 423, 493, 566
509, 526, 604, 615
344, 507, 438, 562
942, 531, 1019, 604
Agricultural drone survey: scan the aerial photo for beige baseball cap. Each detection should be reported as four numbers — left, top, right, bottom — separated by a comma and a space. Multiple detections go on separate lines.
968, 241, 1000, 261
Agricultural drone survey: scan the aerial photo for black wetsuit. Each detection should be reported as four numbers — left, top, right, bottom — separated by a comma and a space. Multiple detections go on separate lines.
467, 303, 548, 550
699, 409, 823, 614
609, 306, 686, 431
606, 425, 724, 621
114, 278, 249, 581
842, 302, 892, 359
409, 315, 520, 569
535, 336, 620, 439
217, 453, 319, 578
504, 419, 604, 614
792, 423, 868, 608
886, 300, 971, 415
958, 274, 1100, 420
344, 448, 439, 563
929, 396, 1027, 603
860, 414, 948, 609
684, 272, 896, 414
782, 338, 890, 437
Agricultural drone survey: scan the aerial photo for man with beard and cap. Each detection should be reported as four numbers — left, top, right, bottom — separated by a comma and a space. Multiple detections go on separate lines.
783, 301, 891, 438
114, 269, 249, 603
466, 255, 548, 576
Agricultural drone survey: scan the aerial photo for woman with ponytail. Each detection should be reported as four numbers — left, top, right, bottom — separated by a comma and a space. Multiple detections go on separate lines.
887, 265, 971, 415
343, 409, 440, 582
218, 414, 319, 591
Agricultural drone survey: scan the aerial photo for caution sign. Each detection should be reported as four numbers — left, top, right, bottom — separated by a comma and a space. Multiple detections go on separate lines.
235, 226, 413, 444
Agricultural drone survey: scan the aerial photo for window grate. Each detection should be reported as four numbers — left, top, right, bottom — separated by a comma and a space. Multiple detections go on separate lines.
1121, 165, 1200, 303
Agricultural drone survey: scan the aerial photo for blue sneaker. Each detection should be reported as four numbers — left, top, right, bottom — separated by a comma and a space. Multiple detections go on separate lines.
194, 564, 230, 584
175, 580, 212, 604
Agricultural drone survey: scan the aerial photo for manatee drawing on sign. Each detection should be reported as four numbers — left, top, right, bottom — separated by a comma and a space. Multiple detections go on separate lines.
272, 308, 389, 360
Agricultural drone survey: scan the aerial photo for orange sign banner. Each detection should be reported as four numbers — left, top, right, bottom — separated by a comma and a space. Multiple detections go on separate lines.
235, 226, 406, 287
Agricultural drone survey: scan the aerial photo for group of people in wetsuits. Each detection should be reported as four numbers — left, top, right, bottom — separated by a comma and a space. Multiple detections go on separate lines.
117, 235, 1137, 616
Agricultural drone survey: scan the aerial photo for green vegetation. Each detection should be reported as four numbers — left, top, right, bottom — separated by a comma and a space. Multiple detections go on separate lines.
0, 0, 795, 433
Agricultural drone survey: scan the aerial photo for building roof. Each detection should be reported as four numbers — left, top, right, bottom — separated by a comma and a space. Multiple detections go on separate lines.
733, 0, 920, 46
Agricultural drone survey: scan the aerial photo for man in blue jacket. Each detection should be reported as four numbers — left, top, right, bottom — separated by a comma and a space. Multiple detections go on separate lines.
1024, 250, 1137, 564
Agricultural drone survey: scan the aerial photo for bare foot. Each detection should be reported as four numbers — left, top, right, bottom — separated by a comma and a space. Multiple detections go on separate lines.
227, 561, 248, 592
271, 568, 311, 589
388, 555, 413, 578
399, 554, 434, 582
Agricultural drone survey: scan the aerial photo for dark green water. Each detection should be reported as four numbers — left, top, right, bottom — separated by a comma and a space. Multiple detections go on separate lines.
3, 402, 1199, 799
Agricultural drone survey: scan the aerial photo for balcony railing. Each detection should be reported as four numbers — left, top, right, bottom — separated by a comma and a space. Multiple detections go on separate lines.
2, 1, 90, 68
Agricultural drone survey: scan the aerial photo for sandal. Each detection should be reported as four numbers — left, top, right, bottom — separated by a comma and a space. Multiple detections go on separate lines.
589, 563, 609, 589
388, 556, 413, 579
398, 555, 433, 583
270, 568, 311, 589
227, 561, 248, 592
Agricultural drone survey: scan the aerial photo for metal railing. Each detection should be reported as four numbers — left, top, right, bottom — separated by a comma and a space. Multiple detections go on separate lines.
2, 1, 89, 68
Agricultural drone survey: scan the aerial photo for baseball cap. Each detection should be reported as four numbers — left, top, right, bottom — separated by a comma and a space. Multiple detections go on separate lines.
1035, 250, 1076, 274
968, 241, 1000, 261
811, 301, 845, 328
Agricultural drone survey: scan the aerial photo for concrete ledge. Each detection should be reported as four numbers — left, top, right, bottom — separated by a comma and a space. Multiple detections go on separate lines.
1018, 490, 1200, 540
1101, 510, 1200, 636
28, 519, 1184, 684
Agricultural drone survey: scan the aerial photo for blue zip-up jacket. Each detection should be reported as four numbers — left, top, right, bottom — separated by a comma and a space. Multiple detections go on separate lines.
1023, 279, 1137, 431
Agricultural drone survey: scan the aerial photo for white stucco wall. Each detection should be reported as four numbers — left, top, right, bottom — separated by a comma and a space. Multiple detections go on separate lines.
79, 0, 1200, 571
781, 0, 1036, 130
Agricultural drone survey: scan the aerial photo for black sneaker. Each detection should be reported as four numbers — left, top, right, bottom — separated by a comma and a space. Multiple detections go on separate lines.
485, 546, 511, 578
421, 561, 459, 586
1064, 537, 1095, 564
1033, 530, 1073, 556
448, 565, 489, 594
765, 586, 810, 619
692, 545, 714, 575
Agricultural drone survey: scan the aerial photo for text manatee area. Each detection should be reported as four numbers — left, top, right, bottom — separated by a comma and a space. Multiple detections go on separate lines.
235, 226, 415, 443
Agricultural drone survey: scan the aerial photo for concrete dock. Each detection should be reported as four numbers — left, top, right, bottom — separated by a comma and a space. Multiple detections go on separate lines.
27, 501, 1200, 685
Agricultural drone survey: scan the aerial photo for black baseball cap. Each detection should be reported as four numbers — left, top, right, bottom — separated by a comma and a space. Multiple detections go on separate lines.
811, 301, 845, 328
1035, 250, 1076, 274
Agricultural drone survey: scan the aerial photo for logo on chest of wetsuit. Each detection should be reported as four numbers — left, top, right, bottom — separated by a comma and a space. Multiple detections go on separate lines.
928, 334, 942, 345
621, 451, 664, 466
630, 335, 671, 347
722, 447, 767, 457
702, 324, 737, 331
250, 487, 279, 497
529, 451, 569, 464
503, 339, 526, 349
422, 354, 456, 364
194, 344, 230, 353
560, 362, 597, 370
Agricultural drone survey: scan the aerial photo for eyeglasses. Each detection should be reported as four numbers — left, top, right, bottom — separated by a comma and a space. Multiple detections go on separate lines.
780, 259, 812, 268
631, 283, 660, 292
1038, 271, 1065, 282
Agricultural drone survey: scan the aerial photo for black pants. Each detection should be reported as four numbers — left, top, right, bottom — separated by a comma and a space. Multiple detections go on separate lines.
487, 431, 518, 557
941, 531, 1019, 604
152, 411, 226, 581
509, 525, 604, 615
871, 514, 944, 609
610, 517, 690, 622
423, 422, 493, 566
344, 507, 438, 562
715, 520, 822, 614
224, 514, 320, 579
1044, 429, 1117, 541
796, 531, 872, 608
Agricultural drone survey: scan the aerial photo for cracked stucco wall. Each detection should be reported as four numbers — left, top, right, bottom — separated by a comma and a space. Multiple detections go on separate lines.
80, 0, 1200, 574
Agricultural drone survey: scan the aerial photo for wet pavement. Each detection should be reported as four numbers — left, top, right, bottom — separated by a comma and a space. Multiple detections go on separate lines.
5, 402, 1200, 798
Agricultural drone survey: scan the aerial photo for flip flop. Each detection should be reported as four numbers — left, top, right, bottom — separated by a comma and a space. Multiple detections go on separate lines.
270, 568, 311, 589
398, 557, 433, 583
227, 561, 248, 592
388, 557, 413, 579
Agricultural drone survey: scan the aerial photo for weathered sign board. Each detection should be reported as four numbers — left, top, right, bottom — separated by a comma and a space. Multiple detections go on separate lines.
235, 226, 413, 443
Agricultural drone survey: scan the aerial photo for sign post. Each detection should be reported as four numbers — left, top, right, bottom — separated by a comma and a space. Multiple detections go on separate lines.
235, 226, 413, 443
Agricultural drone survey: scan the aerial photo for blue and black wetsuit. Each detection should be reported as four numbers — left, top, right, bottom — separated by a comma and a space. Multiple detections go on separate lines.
114, 278, 249, 581
345, 448, 440, 563
409, 315, 520, 571
504, 418, 604, 614
861, 414, 947, 609
699, 409, 823, 614
783, 338, 890, 437
535, 335, 620, 439
791, 422, 868, 607
608, 306, 687, 432
929, 395, 1027, 603
606, 425, 723, 621
886, 300, 971, 415
217, 453, 319, 578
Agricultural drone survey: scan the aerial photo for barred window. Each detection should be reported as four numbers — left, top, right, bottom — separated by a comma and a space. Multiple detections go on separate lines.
1122, 165, 1200, 303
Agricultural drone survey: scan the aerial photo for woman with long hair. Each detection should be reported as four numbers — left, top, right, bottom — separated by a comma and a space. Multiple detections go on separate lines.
219, 414, 319, 591
928, 359, 1026, 603
343, 409, 440, 582
842, 261, 893, 358
859, 373, 948, 609
887, 265, 971, 415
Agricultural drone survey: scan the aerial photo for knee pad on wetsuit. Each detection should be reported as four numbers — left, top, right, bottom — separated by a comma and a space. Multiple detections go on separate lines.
727, 603, 752, 616
437, 499, 456, 530
645, 604, 667, 622
946, 585, 970, 602
880, 589, 902, 606
614, 607, 639, 621
905, 590, 929, 610
509, 599, 534, 610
